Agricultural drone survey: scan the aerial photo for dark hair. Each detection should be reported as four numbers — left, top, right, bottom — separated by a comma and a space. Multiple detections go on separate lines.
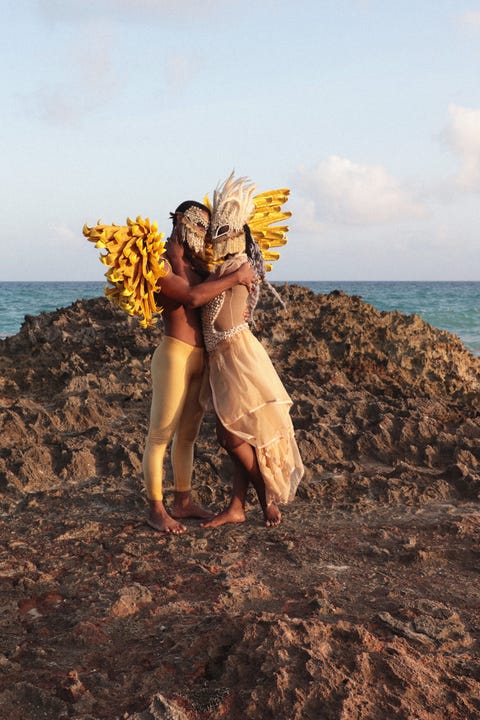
244, 224, 285, 320
170, 200, 211, 227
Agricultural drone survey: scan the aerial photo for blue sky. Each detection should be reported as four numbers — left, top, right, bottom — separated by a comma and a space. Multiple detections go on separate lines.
2, 0, 480, 280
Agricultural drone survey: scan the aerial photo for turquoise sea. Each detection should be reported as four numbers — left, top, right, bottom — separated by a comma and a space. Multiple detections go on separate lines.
0, 281, 479, 356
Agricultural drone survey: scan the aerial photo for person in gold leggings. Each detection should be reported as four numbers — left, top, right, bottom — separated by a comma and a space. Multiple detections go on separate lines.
142, 201, 254, 534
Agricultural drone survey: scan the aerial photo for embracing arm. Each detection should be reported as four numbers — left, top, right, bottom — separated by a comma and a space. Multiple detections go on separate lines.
159, 260, 254, 308
165, 227, 190, 280
160, 225, 254, 307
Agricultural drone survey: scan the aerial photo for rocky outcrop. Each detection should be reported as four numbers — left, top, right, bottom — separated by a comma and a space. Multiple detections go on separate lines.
0, 286, 479, 719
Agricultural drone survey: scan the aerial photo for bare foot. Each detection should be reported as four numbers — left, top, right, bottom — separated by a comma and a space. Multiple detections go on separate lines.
265, 502, 282, 527
147, 515, 186, 534
201, 506, 246, 528
170, 500, 213, 520
147, 501, 187, 534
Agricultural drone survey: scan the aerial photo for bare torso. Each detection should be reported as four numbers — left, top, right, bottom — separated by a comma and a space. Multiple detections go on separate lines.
155, 262, 204, 347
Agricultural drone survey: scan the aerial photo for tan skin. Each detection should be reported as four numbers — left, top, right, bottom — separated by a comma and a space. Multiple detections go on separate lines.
201, 420, 282, 529
147, 210, 255, 534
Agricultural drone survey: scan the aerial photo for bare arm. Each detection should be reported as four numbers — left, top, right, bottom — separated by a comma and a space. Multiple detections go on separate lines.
164, 226, 190, 280
158, 260, 254, 308
162, 226, 254, 307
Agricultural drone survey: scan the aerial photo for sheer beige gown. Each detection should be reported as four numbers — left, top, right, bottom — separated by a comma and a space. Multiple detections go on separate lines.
201, 254, 304, 504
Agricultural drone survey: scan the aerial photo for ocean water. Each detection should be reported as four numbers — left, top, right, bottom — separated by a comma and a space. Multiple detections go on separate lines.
0, 281, 479, 357
0, 282, 105, 338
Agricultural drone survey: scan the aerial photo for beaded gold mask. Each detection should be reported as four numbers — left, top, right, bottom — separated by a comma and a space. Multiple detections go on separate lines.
181, 206, 210, 257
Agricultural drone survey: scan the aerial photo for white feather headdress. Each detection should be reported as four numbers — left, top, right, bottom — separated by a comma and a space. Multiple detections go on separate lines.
210, 172, 256, 260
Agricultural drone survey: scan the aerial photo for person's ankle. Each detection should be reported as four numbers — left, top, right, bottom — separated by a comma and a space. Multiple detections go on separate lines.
173, 491, 191, 507
149, 499, 168, 515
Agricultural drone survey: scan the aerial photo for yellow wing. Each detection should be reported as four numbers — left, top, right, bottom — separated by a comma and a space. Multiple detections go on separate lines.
83, 216, 169, 328
249, 189, 291, 271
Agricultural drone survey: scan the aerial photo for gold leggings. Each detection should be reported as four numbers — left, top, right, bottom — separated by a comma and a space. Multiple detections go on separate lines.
142, 336, 205, 501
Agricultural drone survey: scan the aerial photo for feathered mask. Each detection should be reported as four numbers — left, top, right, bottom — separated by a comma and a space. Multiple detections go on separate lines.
173, 205, 210, 258
210, 172, 256, 260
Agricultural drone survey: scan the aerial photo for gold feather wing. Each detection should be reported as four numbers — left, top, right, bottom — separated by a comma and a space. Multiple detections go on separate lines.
83, 216, 169, 328
249, 188, 291, 271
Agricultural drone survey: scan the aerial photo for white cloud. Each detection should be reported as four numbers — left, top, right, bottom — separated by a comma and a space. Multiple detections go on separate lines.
20, 25, 120, 126
49, 222, 78, 244
27, 88, 80, 126
459, 11, 480, 30
289, 196, 324, 235
295, 156, 424, 226
445, 104, 480, 191
165, 53, 202, 93
28, 4, 207, 125
38, 0, 229, 22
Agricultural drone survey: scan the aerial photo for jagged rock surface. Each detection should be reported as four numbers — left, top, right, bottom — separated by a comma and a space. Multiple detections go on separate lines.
0, 286, 479, 719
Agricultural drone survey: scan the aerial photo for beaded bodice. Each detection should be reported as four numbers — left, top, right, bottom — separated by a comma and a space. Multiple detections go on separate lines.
202, 291, 248, 352
201, 255, 250, 352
